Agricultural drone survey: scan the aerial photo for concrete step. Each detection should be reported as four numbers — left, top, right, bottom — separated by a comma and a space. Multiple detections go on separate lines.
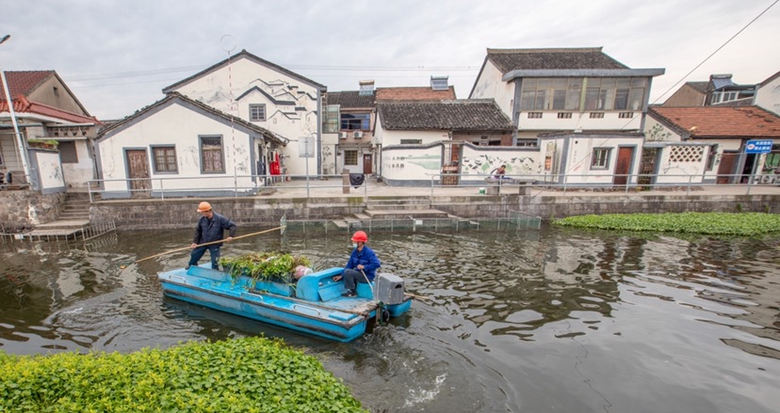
364, 209, 449, 220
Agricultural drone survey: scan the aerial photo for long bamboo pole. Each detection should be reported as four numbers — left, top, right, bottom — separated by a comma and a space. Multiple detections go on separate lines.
122, 226, 283, 268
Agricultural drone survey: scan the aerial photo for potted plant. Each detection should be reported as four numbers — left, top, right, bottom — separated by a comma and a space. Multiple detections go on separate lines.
27, 139, 59, 149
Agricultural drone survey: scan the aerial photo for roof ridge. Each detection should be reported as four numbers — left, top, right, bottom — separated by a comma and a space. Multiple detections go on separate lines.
487, 47, 604, 54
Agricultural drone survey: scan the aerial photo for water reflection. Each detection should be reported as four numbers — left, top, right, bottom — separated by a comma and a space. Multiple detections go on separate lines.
1, 227, 779, 412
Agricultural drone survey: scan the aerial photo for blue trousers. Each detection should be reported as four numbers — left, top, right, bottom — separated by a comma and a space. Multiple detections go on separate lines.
188, 245, 221, 269
342, 268, 371, 290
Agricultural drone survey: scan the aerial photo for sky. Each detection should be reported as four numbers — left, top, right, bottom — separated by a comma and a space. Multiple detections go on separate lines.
1, 0, 779, 120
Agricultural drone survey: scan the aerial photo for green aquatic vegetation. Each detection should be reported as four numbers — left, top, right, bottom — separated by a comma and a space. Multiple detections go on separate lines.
553, 212, 780, 236
0, 337, 365, 413
220, 252, 311, 282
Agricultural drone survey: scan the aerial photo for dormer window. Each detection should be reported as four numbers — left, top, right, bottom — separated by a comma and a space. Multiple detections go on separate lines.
431, 76, 449, 91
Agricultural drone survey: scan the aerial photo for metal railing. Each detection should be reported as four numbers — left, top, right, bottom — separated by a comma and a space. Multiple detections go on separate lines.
85, 171, 779, 202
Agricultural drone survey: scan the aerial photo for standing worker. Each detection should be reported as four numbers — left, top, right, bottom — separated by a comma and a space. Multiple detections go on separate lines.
332, 231, 381, 297
187, 201, 237, 270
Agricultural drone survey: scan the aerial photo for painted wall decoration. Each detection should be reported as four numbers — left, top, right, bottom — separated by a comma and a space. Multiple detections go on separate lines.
460, 153, 535, 176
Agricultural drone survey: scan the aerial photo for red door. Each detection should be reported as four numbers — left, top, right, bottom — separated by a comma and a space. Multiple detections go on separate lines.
717, 152, 738, 184
362, 154, 372, 174
613, 147, 634, 186
126, 149, 151, 197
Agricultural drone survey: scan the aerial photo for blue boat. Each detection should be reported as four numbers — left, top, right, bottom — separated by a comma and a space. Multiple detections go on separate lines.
157, 265, 413, 342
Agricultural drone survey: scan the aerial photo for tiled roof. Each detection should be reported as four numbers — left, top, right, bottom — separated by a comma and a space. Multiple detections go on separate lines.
486, 47, 627, 74
98, 92, 287, 145
0, 96, 100, 124
377, 100, 514, 131
376, 86, 456, 101
648, 106, 780, 138
325, 91, 375, 108
0, 70, 55, 99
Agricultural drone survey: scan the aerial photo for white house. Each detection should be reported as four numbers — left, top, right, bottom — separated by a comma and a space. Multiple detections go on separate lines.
0, 70, 101, 191
645, 106, 780, 184
755, 70, 780, 116
96, 93, 287, 198
161, 50, 327, 179
469, 47, 665, 145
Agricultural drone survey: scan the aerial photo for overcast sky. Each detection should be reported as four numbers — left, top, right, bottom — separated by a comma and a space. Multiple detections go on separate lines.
2, 0, 779, 120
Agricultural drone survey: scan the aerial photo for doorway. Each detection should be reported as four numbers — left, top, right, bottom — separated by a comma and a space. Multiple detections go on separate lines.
613, 146, 634, 186
362, 154, 372, 174
716, 152, 738, 184
126, 149, 151, 197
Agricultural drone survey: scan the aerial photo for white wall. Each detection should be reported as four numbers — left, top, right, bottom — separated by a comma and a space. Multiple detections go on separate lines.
61, 140, 93, 188
654, 145, 708, 184
518, 110, 643, 131
169, 56, 321, 176
98, 101, 256, 195
460, 145, 540, 184
561, 136, 643, 185
755, 74, 780, 116
469, 61, 515, 116
381, 145, 442, 182
32, 150, 65, 191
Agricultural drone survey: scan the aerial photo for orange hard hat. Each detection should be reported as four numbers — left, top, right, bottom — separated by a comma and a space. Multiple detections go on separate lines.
351, 230, 368, 242
197, 201, 212, 212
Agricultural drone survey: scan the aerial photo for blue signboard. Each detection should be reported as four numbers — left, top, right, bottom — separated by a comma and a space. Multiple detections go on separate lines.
745, 139, 773, 154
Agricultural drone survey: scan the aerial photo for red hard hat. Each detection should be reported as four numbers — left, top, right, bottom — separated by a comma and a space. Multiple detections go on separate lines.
351, 231, 368, 242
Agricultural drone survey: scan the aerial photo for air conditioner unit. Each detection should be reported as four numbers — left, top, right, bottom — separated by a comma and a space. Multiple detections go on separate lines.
353, 131, 364, 138
338, 132, 346, 139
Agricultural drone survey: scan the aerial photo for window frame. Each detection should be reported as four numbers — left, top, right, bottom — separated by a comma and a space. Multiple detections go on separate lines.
249, 104, 267, 122
344, 150, 358, 166
340, 113, 371, 131
152, 145, 178, 174
199, 135, 225, 174
590, 147, 612, 170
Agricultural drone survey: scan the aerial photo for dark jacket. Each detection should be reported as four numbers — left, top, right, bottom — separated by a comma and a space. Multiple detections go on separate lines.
345, 245, 381, 281
193, 211, 237, 246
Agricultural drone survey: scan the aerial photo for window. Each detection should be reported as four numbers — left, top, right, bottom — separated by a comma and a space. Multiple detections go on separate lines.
400, 139, 423, 144
344, 150, 358, 166
763, 145, 780, 172
249, 104, 266, 122
591, 148, 611, 169
589, 112, 604, 118
200, 136, 224, 173
557, 112, 572, 119
618, 112, 634, 118
711, 91, 739, 104
341, 113, 370, 130
153, 146, 178, 173
59, 141, 78, 163
521, 77, 647, 112
527, 112, 543, 118
323, 104, 340, 133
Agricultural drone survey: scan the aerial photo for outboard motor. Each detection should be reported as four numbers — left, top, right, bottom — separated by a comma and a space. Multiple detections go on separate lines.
375, 273, 406, 305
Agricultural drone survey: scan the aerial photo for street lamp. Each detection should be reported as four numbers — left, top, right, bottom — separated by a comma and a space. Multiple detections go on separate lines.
0, 34, 31, 186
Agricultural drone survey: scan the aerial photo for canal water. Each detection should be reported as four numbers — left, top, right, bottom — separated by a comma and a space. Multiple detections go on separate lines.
1, 226, 778, 413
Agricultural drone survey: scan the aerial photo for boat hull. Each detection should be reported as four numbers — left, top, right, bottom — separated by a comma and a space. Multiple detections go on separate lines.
158, 265, 410, 342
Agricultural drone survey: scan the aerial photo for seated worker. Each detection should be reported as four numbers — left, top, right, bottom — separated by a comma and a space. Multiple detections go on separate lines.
332, 230, 381, 297
491, 165, 512, 180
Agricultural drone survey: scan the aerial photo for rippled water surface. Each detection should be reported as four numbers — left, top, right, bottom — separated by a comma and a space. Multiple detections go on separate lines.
1, 226, 779, 413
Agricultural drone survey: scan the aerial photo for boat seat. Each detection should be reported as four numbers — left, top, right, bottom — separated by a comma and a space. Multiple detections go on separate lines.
296, 267, 345, 302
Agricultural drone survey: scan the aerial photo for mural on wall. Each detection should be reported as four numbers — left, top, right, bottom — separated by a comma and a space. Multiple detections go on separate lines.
321, 145, 335, 175
647, 124, 673, 142
460, 154, 535, 176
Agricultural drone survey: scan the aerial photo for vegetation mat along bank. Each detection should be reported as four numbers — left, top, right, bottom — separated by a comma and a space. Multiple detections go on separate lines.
553, 212, 780, 236
0, 337, 365, 413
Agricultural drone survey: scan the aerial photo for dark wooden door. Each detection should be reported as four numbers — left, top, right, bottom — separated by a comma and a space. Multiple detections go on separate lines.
613, 147, 634, 186
717, 152, 738, 184
362, 154, 372, 174
126, 149, 151, 197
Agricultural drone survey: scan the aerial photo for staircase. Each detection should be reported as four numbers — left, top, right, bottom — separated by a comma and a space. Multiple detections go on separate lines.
331, 196, 477, 231
58, 193, 91, 220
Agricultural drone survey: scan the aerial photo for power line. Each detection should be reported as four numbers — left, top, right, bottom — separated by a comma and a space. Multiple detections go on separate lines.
652, 0, 778, 104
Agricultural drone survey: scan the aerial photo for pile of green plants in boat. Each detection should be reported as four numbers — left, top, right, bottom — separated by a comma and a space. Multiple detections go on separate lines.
553, 212, 780, 236
219, 252, 311, 282
0, 337, 365, 413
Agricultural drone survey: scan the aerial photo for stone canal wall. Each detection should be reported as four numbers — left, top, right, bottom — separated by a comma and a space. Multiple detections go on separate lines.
0, 190, 66, 231
87, 192, 780, 230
